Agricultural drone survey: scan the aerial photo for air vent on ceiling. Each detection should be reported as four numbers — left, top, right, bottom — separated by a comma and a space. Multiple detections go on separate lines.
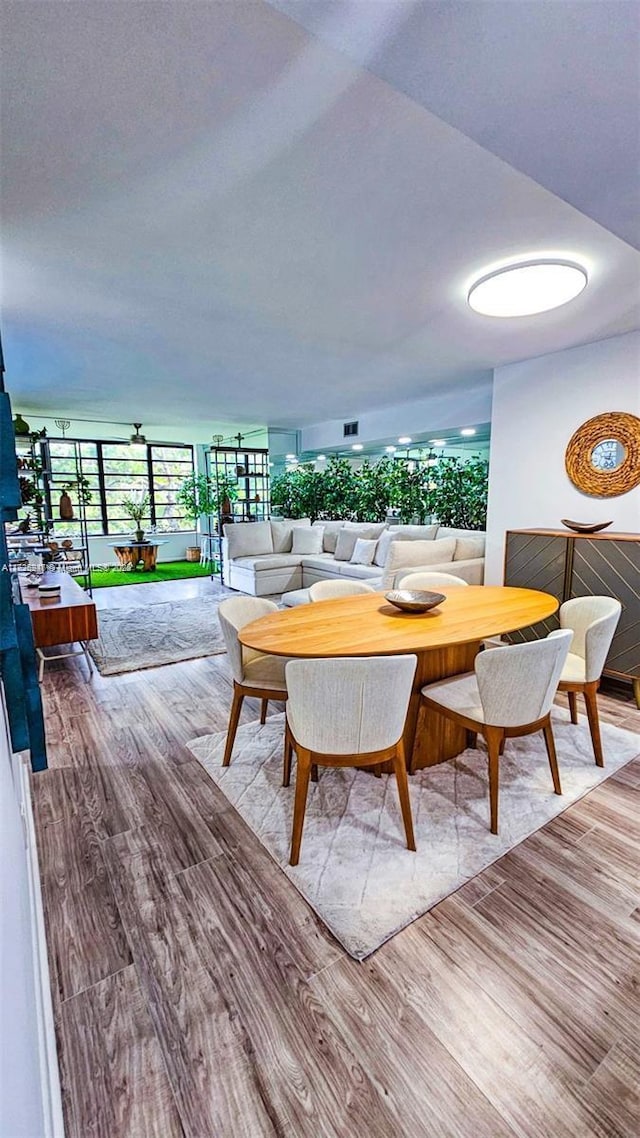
343, 420, 359, 438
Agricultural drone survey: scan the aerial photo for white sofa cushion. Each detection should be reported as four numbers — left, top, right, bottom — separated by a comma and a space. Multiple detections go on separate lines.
454, 535, 486, 560
350, 538, 377, 565
300, 554, 334, 571
344, 521, 387, 538
338, 562, 381, 580
270, 517, 311, 553
371, 532, 396, 569
335, 524, 386, 561
381, 537, 457, 588
312, 520, 344, 553
292, 527, 324, 555
232, 553, 302, 571
388, 524, 439, 540
224, 520, 273, 558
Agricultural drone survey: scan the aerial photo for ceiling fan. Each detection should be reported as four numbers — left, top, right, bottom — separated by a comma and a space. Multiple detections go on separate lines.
129, 422, 147, 444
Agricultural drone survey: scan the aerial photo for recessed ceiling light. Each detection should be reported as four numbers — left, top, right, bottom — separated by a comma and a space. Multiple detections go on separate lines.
460, 428, 476, 437
285, 453, 297, 460
352, 443, 364, 451
316, 454, 326, 460
398, 436, 412, 445
468, 259, 587, 317
385, 445, 397, 453
430, 439, 445, 446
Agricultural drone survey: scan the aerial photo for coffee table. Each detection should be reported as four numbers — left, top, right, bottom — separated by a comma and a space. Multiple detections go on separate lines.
107, 540, 169, 570
240, 586, 559, 771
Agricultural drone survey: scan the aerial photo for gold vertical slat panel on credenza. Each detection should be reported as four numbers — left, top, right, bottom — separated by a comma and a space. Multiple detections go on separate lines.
504, 529, 640, 693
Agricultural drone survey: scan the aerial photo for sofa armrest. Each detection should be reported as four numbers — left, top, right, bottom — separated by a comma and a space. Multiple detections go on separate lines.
389, 558, 485, 589
221, 536, 231, 582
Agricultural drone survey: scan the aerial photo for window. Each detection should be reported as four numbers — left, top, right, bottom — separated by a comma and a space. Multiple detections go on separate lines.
45, 439, 195, 536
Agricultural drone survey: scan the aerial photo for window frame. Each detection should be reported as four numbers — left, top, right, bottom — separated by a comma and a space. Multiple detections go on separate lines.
44, 438, 196, 536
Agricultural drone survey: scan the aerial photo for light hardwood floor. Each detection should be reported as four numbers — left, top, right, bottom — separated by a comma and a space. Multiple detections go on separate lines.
33, 579, 640, 1138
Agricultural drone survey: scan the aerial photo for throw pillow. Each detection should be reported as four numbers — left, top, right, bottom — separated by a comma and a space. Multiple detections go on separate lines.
381, 537, 457, 588
374, 530, 402, 567
270, 517, 311, 553
454, 535, 486, 561
350, 538, 377, 566
313, 520, 344, 553
291, 527, 324, 555
224, 520, 274, 559
334, 528, 359, 562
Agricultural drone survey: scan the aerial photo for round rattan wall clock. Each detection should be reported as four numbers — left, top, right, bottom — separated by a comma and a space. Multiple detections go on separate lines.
565, 411, 640, 497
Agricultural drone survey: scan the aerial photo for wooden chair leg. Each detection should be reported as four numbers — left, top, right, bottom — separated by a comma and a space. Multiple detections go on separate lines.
283, 727, 293, 788
392, 743, 416, 852
484, 727, 503, 835
373, 763, 382, 778
260, 698, 268, 725
466, 730, 477, 750
567, 690, 578, 725
498, 737, 506, 756
583, 682, 604, 767
311, 764, 319, 783
542, 720, 562, 795
290, 747, 312, 866
222, 687, 244, 767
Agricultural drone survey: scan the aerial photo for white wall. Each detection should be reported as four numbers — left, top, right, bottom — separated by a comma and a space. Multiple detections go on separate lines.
300, 376, 492, 451
0, 691, 63, 1137
485, 330, 640, 583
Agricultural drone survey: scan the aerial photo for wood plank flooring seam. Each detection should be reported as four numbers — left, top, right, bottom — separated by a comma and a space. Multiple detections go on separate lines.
58, 962, 133, 1007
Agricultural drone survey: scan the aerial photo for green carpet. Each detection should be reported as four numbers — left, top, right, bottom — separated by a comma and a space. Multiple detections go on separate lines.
81, 559, 217, 589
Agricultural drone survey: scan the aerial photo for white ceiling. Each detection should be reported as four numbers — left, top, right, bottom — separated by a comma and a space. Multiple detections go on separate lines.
1, 0, 639, 432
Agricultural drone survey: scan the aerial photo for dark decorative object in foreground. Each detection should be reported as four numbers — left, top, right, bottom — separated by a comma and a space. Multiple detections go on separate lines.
385, 590, 446, 613
560, 519, 613, 534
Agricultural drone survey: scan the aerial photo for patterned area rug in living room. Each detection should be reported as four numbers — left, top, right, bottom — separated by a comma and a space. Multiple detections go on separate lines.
187, 711, 639, 959
89, 596, 227, 675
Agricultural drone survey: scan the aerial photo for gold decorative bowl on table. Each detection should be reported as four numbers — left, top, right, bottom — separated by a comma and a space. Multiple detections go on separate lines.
385, 590, 446, 613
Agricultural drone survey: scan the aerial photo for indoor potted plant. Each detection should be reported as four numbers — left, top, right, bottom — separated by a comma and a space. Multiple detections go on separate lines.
121, 492, 150, 542
177, 473, 218, 561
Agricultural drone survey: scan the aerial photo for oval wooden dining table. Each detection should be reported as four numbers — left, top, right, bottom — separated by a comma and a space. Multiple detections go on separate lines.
240, 586, 559, 772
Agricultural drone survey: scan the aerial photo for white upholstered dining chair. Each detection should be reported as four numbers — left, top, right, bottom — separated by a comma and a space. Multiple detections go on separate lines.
309, 579, 375, 601
284, 655, 417, 865
557, 596, 621, 766
218, 597, 288, 767
398, 571, 469, 590
421, 630, 572, 834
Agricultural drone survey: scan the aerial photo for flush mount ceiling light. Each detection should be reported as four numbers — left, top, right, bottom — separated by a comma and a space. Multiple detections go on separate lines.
468, 259, 587, 317
460, 428, 476, 437
352, 443, 364, 451
398, 436, 412, 445
316, 454, 326, 460
430, 439, 446, 446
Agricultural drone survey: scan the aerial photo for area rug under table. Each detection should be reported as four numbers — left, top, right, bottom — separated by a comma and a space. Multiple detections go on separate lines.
187, 711, 639, 959
89, 596, 227, 675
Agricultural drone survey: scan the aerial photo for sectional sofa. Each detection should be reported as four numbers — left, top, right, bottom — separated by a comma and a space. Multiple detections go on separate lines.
221, 518, 485, 597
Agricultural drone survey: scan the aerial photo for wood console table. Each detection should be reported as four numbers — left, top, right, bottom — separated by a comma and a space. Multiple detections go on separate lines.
504, 528, 640, 705
19, 572, 98, 682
